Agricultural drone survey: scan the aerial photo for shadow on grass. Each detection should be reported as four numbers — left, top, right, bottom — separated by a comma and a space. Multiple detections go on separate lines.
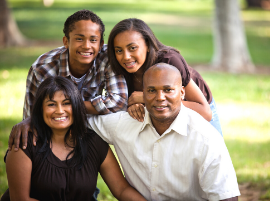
225, 138, 270, 189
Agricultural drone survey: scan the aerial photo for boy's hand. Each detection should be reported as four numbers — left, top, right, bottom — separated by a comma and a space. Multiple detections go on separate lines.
8, 117, 37, 151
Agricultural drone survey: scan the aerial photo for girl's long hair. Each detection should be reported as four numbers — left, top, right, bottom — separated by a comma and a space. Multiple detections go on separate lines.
107, 18, 179, 96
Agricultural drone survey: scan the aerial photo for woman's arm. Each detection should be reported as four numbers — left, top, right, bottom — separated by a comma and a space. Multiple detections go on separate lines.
183, 79, 212, 121
99, 147, 146, 201
6, 146, 38, 201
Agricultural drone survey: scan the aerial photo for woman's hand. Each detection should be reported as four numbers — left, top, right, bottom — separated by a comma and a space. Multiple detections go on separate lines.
100, 147, 146, 201
128, 91, 144, 106
8, 117, 37, 151
127, 104, 145, 122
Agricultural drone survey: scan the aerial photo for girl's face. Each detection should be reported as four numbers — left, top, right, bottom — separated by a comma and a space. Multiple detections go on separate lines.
42, 90, 73, 134
114, 30, 149, 74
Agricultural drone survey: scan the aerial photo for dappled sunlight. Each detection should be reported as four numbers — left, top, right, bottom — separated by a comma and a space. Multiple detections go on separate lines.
236, 167, 270, 183
219, 103, 270, 142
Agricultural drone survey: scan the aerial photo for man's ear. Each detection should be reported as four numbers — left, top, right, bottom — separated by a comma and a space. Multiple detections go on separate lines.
63, 36, 69, 49
181, 86, 185, 100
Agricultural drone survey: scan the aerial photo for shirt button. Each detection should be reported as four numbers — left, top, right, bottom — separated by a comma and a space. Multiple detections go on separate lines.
152, 188, 155, 191
157, 140, 160, 143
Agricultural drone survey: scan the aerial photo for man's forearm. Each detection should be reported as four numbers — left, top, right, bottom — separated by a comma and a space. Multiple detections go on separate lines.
84, 101, 99, 115
221, 196, 238, 201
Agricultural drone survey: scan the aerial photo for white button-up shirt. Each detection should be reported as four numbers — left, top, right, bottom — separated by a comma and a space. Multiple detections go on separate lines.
89, 104, 240, 201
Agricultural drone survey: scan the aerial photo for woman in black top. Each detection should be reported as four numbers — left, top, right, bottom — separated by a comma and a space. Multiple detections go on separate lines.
107, 18, 223, 135
1, 76, 146, 201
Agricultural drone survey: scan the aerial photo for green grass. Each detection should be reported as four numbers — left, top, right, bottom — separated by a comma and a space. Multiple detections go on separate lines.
1, 0, 270, 200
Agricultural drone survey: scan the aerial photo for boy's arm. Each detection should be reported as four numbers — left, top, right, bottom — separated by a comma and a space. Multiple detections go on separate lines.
90, 64, 128, 115
84, 101, 99, 114
23, 67, 40, 119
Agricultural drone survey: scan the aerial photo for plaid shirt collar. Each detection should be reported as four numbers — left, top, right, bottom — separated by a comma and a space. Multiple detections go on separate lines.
58, 48, 97, 78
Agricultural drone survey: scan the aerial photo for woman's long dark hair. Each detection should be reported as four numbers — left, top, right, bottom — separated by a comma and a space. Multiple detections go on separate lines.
107, 18, 179, 96
31, 76, 88, 169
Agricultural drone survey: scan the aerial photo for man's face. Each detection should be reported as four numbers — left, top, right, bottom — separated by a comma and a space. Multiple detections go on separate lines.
143, 67, 184, 125
63, 20, 104, 78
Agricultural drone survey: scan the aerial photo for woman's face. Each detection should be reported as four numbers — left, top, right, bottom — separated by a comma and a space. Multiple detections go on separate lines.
42, 91, 73, 134
114, 30, 148, 74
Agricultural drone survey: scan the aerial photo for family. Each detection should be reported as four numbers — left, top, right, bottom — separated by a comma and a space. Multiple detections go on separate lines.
1, 10, 240, 201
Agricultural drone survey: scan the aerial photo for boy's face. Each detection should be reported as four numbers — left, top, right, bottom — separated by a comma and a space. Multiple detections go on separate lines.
63, 20, 104, 78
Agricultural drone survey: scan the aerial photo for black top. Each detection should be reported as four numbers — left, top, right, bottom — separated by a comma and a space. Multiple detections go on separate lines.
157, 50, 213, 103
1, 129, 108, 201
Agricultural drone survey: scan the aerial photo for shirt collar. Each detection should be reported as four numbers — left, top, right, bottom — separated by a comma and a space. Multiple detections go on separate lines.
140, 103, 188, 137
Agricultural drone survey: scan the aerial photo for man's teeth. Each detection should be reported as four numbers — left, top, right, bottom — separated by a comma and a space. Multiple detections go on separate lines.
156, 106, 165, 108
54, 117, 67, 121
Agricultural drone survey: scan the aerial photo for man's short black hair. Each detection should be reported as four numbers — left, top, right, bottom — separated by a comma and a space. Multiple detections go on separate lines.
63, 9, 105, 43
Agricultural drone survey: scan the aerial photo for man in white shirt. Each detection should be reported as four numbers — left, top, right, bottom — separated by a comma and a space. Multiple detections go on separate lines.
89, 63, 240, 201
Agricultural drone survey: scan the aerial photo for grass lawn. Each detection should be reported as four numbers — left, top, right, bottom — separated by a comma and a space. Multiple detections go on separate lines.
0, 0, 270, 200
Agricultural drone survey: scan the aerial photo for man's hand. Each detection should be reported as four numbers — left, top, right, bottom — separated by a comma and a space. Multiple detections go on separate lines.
8, 117, 37, 151
128, 91, 144, 106
127, 104, 145, 122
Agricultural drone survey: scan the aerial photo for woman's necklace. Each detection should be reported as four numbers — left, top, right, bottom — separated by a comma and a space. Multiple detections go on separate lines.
133, 73, 142, 83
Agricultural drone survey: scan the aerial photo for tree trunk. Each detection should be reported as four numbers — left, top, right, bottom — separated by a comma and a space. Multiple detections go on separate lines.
0, 0, 27, 47
212, 0, 255, 73
246, 0, 262, 7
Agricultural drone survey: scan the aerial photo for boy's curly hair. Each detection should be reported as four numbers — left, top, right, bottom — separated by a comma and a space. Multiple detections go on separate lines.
63, 9, 105, 43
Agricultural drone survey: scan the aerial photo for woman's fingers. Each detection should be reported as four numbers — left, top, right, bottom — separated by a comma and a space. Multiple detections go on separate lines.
127, 104, 145, 122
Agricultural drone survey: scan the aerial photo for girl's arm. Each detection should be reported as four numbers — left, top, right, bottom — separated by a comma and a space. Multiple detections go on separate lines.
6, 146, 39, 201
99, 147, 146, 201
183, 79, 212, 121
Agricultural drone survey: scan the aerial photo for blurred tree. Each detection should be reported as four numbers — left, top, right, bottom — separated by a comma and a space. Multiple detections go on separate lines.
212, 0, 255, 73
0, 0, 26, 47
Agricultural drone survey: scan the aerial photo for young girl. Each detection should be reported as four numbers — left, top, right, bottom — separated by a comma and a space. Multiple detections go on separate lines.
107, 18, 222, 135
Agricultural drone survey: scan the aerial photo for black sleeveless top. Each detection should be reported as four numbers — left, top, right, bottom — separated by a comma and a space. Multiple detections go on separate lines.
1, 129, 108, 201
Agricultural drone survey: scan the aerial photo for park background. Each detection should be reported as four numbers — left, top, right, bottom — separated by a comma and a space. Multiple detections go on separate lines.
0, 0, 270, 200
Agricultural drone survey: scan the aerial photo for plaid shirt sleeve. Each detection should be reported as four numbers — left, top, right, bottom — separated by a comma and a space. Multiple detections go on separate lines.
23, 67, 40, 119
91, 64, 128, 114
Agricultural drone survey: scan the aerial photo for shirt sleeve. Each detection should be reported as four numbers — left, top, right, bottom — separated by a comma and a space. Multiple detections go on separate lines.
199, 137, 241, 200
88, 112, 124, 145
23, 67, 41, 119
91, 64, 128, 114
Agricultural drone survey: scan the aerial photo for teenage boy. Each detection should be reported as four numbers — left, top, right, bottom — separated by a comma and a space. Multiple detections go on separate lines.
10, 9, 127, 149
9, 9, 128, 200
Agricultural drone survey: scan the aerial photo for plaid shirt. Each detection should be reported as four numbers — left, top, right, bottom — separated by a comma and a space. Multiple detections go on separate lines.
23, 45, 128, 119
